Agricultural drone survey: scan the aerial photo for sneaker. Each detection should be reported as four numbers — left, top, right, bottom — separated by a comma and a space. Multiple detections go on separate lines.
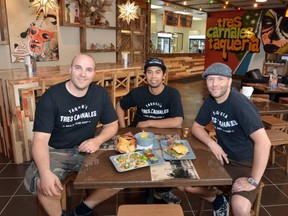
153, 191, 181, 204
62, 210, 68, 216
213, 195, 229, 216
69, 209, 93, 216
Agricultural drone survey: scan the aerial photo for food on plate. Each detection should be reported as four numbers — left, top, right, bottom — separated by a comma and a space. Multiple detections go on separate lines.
140, 130, 149, 139
118, 161, 135, 171
116, 134, 137, 153
145, 153, 155, 158
135, 159, 149, 167
163, 141, 189, 159
129, 152, 143, 160
149, 156, 159, 164
141, 155, 148, 161
143, 148, 152, 154
113, 155, 129, 164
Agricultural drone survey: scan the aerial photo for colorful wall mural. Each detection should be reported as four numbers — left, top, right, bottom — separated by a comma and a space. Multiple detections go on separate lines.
205, 8, 288, 75
7, 0, 58, 63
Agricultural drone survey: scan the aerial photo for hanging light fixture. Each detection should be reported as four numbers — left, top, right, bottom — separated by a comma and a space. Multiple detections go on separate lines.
255, 0, 267, 2
30, 0, 59, 17
118, 0, 139, 24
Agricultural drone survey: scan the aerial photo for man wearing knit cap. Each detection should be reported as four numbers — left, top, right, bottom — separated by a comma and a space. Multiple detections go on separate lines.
179, 62, 271, 216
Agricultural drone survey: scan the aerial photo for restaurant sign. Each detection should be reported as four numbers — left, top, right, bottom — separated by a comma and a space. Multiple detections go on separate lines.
206, 16, 260, 61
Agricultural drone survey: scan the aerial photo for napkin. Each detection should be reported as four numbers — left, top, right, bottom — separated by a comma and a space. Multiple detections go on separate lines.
241, 86, 254, 99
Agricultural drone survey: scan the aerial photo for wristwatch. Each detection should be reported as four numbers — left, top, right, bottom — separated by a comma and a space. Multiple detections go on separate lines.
247, 177, 258, 187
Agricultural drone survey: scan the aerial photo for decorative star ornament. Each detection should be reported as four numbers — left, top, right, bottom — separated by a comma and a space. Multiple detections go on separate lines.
118, 0, 139, 24
30, 0, 59, 17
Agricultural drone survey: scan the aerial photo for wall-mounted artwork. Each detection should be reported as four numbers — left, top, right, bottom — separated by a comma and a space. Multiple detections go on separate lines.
163, 10, 193, 28
6, 0, 59, 63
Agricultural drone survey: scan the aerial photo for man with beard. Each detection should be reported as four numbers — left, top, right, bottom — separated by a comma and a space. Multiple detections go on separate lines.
179, 63, 271, 216
116, 58, 184, 204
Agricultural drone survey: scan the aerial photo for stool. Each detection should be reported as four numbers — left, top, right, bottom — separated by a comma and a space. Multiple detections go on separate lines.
198, 181, 264, 216
266, 129, 288, 173
117, 204, 184, 216
37, 173, 78, 215
205, 122, 217, 141
261, 115, 288, 132
279, 97, 288, 104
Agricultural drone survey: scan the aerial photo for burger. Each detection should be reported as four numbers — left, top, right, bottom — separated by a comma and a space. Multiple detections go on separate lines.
164, 141, 189, 159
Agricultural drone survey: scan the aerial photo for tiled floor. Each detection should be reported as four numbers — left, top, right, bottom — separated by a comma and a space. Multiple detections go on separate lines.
1, 77, 288, 215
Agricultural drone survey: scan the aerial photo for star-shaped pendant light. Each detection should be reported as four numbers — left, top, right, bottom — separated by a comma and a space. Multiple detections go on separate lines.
118, 0, 139, 24
30, 0, 59, 17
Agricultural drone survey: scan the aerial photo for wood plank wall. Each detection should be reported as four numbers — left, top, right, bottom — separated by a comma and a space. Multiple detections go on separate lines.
149, 53, 205, 80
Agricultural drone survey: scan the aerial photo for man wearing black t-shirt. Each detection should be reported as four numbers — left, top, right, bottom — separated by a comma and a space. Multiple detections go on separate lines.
24, 54, 118, 216
116, 58, 184, 204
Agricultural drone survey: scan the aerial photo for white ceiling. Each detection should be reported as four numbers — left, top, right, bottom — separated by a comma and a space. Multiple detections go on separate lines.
151, 0, 288, 20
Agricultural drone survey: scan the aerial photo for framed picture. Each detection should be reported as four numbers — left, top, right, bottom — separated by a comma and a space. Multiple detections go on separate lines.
179, 14, 193, 28
163, 10, 179, 26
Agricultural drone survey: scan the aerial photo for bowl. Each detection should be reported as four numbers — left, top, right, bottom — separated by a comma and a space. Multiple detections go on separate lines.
134, 132, 155, 147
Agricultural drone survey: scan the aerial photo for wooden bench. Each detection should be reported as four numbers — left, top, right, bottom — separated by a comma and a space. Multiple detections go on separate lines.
261, 115, 288, 132
117, 204, 184, 216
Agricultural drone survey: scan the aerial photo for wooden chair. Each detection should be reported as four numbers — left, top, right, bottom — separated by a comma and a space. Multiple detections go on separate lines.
37, 172, 79, 215
111, 71, 131, 107
197, 181, 264, 216
134, 69, 168, 88
39, 75, 70, 95
261, 115, 288, 132
134, 70, 147, 88
117, 204, 184, 216
111, 71, 131, 125
266, 129, 288, 173
205, 121, 217, 141
92, 73, 104, 87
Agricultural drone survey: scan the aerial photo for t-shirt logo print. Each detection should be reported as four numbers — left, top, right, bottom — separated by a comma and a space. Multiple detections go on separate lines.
60, 104, 98, 128
141, 102, 169, 119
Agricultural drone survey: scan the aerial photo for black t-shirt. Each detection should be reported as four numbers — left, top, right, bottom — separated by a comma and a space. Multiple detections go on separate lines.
195, 88, 264, 162
33, 81, 117, 149
120, 85, 184, 127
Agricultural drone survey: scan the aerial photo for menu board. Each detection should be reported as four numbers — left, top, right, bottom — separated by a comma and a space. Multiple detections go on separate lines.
163, 10, 193, 28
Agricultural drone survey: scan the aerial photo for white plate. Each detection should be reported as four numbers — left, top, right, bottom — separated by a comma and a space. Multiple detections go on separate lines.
160, 140, 196, 160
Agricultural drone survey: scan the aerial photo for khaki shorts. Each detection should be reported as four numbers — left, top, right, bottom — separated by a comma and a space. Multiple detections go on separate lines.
224, 160, 260, 205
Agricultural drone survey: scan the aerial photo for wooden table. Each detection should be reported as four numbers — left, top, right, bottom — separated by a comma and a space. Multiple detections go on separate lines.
74, 128, 232, 190
243, 83, 288, 101
251, 97, 288, 117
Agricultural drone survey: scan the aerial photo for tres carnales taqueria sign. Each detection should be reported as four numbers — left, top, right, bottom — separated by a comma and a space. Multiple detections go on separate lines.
206, 15, 260, 61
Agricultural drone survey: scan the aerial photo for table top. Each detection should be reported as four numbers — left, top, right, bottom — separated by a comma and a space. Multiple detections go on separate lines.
251, 98, 288, 115
244, 83, 288, 94
73, 128, 232, 189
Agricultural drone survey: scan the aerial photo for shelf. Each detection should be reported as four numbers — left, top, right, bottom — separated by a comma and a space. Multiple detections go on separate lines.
83, 25, 116, 30
81, 49, 117, 53
59, 22, 84, 27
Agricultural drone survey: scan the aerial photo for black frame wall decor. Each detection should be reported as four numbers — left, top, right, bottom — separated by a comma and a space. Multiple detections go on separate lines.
163, 10, 192, 28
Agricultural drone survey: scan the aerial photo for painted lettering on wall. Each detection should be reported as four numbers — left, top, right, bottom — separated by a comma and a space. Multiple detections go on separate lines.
206, 16, 260, 61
